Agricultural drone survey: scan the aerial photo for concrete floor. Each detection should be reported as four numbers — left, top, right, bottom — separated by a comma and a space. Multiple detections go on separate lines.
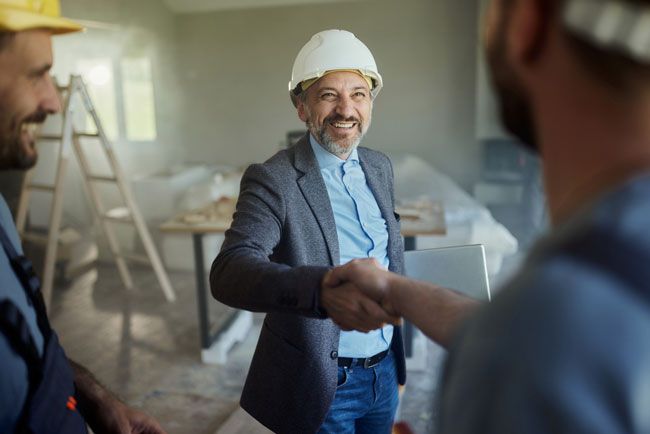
45, 261, 445, 434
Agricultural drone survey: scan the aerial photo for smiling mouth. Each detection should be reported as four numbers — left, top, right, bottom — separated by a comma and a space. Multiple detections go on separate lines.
21, 122, 41, 146
329, 120, 358, 130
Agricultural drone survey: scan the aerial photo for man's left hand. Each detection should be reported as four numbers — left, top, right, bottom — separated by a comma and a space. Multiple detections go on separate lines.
89, 397, 167, 434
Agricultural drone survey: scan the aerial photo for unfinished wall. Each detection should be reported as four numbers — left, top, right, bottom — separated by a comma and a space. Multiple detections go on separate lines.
37, 0, 482, 236
31, 0, 186, 231
56, 0, 185, 175
176, 0, 481, 190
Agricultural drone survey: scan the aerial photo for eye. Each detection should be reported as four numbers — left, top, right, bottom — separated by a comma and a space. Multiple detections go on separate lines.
352, 91, 367, 99
320, 92, 337, 100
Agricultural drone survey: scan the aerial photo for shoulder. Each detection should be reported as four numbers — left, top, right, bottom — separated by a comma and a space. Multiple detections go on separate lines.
0, 195, 21, 253
441, 255, 650, 432
445, 253, 650, 427
358, 146, 391, 166
242, 149, 296, 185
470, 251, 650, 366
246, 148, 296, 175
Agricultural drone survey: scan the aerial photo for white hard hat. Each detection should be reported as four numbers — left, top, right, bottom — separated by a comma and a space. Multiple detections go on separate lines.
563, 0, 650, 64
288, 29, 383, 104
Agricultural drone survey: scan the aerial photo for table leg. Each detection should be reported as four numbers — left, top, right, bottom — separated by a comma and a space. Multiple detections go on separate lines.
404, 235, 416, 252
192, 233, 210, 349
191, 233, 253, 364
403, 235, 416, 357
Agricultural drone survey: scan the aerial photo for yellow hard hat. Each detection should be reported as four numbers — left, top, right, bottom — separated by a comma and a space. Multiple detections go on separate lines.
0, 0, 83, 34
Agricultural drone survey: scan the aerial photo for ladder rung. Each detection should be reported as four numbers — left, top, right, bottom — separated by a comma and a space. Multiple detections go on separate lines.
20, 228, 81, 246
27, 183, 56, 192
102, 207, 133, 224
88, 175, 117, 183
56, 84, 69, 92
38, 134, 63, 141
75, 132, 100, 138
120, 252, 151, 265
20, 231, 48, 245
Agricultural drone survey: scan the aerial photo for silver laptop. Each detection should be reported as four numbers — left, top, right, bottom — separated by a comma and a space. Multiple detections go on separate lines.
404, 244, 491, 301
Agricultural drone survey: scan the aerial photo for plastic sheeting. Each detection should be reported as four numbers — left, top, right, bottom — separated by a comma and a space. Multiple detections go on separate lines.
389, 153, 518, 276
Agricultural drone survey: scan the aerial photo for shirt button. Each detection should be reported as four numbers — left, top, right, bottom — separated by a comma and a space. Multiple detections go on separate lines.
330, 351, 338, 359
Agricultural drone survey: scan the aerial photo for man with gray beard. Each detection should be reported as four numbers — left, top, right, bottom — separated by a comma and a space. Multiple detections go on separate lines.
210, 29, 406, 434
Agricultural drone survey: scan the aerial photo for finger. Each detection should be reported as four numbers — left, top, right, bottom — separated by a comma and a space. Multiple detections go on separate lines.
326, 263, 354, 287
393, 421, 415, 434
380, 299, 400, 318
359, 297, 400, 326
322, 269, 339, 288
332, 310, 377, 333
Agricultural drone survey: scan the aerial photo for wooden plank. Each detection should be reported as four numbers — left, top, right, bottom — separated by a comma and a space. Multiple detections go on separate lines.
215, 407, 273, 434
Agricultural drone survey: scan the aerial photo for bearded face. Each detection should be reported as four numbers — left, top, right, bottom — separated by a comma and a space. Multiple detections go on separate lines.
298, 71, 372, 159
0, 30, 59, 170
0, 107, 47, 170
485, 0, 539, 152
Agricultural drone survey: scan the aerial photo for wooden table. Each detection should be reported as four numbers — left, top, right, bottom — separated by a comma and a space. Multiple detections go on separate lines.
159, 197, 251, 364
160, 197, 446, 363
395, 199, 446, 359
397, 199, 446, 250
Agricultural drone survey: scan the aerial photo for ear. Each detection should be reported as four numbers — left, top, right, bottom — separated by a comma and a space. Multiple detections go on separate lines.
297, 98, 308, 123
509, 0, 553, 66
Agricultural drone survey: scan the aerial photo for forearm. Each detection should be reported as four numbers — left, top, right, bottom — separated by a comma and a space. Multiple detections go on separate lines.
70, 359, 166, 434
388, 275, 480, 348
69, 359, 119, 426
211, 250, 331, 317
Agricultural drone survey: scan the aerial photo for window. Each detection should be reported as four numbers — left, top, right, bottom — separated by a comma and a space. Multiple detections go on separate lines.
121, 58, 157, 141
75, 58, 119, 140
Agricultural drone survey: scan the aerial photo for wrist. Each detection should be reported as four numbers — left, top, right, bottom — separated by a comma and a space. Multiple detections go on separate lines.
385, 273, 405, 315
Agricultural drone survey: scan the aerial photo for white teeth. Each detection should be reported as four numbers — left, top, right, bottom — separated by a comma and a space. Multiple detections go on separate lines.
22, 123, 39, 134
21, 123, 40, 137
332, 122, 355, 129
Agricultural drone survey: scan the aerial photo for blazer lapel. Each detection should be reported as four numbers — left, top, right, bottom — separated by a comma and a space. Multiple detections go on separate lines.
294, 136, 340, 266
359, 149, 392, 221
359, 149, 404, 272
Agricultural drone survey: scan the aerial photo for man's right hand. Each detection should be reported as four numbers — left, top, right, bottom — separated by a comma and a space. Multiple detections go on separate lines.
321, 263, 401, 332
324, 258, 400, 313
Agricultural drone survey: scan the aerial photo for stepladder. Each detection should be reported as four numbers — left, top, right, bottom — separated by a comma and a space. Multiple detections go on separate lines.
16, 75, 176, 308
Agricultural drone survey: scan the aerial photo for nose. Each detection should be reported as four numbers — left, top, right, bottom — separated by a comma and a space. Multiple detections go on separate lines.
335, 95, 355, 119
40, 75, 62, 114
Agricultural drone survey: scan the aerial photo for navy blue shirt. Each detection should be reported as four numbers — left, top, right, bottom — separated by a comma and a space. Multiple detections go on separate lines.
0, 195, 44, 433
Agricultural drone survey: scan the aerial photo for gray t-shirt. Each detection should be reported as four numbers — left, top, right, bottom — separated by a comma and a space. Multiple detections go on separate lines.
438, 174, 650, 433
0, 194, 44, 432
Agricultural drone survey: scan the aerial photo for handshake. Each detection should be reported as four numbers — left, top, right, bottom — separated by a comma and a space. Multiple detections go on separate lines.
320, 258, 404, 332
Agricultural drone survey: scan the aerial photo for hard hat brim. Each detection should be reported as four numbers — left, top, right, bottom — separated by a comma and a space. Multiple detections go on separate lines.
0, 8, 83, 34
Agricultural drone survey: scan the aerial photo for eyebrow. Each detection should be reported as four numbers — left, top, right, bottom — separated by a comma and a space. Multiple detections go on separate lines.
317, 86, 369, 93
29, 63, 52, 77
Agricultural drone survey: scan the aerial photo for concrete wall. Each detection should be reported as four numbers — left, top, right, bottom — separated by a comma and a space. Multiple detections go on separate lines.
176, 0, 482, 190
40, 0, 481, 234
57, 0, 185, 175
30, 0, 186, 230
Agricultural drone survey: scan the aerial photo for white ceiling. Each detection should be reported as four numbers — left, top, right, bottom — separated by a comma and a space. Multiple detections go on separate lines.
162, 0, 362, 13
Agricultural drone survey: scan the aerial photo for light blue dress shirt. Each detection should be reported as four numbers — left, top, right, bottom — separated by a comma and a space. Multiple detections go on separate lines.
309, 135, 393, 358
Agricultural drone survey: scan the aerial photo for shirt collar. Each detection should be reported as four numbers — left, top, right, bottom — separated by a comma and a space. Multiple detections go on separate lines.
309, 134, 359, 170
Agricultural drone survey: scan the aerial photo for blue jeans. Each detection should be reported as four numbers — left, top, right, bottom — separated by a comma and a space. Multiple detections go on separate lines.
318, 351, 399, 434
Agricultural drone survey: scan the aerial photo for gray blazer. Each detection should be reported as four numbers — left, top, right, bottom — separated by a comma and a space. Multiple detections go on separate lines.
210, 135, 405, 434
